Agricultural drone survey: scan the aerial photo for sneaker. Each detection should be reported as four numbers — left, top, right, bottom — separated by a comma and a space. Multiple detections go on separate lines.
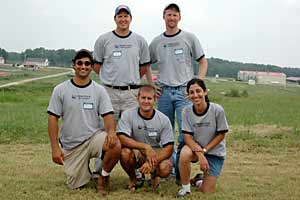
190, 173, 204, 187
92, 171, 100, 180
170, 167, 176, 177
176, 189, 190, 198
136, 173, 145, 188
98, 175, 110, 196
135, 169, 142, 179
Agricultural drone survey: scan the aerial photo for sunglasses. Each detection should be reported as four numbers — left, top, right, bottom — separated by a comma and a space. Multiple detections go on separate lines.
76, 61, 91, 66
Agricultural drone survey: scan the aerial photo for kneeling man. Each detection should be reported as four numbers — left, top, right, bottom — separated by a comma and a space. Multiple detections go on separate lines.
117, 84, 174, 190
47, 49, 121, 196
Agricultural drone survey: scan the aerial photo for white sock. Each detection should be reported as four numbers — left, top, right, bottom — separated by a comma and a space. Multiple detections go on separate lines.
182, 183, 191, 192
101, 169, 110, 177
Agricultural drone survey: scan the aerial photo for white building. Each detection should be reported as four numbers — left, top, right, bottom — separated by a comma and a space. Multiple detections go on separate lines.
23, 58, 49, 70
0, 56, 5, 64
237, 70, 286, 86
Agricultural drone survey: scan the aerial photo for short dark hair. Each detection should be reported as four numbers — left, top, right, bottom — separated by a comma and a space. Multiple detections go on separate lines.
138, 84, 156, 97
72, 49, 93, 64
163, 3, 180, 14
186, 78, 209, 102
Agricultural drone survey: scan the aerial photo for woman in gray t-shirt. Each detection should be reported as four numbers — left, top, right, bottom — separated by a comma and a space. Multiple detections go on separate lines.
176, 78, 229, 197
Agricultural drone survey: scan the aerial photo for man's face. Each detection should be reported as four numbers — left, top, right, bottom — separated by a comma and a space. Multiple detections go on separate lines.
114, 11, 132, 31
73, 57, 92, 79
163, 9, 181, 29
138, 90, 156, 113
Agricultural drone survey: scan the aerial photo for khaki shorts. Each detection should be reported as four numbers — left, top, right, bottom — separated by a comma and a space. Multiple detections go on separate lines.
133, 149, 173, 169
63, 131, 107, 189
105, 86, 138, 121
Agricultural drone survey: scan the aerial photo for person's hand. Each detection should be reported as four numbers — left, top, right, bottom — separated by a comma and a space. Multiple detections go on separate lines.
139, 162, 153, 174
198, 154, 209, 173
145, 145, 158, 168
153, 85, 162, 98
52, 147, 64, 165
191, 144, 202, 152
105, 133, 118, 148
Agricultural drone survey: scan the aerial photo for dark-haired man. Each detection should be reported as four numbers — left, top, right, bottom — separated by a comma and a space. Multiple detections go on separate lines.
117, 85, 174, 190
149, 3, 208, 182
47, 49, 121, 196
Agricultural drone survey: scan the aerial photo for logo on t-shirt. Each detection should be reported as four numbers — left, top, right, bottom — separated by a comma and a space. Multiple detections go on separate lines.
115, 44, 132, 49
194, 122, 210, 127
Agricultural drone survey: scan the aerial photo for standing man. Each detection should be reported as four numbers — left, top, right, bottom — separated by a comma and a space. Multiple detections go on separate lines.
47, 49, 121, 196
117, 85, 174, 190
149, 3, 208, 183
93, 4, 154, 176
93, 5, 153, 121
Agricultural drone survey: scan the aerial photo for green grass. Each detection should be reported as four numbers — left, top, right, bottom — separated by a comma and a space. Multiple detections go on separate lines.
1, 74, 300, 199
0, 66, 70, 85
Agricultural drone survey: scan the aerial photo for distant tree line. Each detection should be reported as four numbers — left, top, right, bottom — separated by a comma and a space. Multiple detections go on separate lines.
203, 57, 300, 78
1, 47, 76, 67
1, 47, 300, 77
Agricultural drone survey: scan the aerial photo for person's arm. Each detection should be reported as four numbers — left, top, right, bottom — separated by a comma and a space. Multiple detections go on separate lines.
204, 132, 226, 152
157, 144, 173, 163
48, 114, 64, 165
139, 64, 153, 84
118, 134, 157, 166
102, 113, 117, 148
93, 63, 102, 75
198, 57, 208, 80
142, 65, 162, 97
183, 133, 209, 173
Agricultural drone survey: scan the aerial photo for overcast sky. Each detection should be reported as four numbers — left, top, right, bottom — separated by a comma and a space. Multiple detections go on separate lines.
0, 0, 299, 67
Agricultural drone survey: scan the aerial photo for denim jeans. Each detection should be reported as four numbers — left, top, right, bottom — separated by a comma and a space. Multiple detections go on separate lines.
157, 85, 191, 179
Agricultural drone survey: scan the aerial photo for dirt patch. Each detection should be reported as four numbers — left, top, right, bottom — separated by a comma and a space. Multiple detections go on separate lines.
231, 124, 292, 136
0, 71, 10, 77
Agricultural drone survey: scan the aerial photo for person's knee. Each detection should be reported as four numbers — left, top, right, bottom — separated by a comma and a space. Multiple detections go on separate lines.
200, 177, 217, 193
158, 161, 172, 178
120, 148, 133, 160
107, 139, 121, 158
200, 186, 215, 193
179, 146, 193, 162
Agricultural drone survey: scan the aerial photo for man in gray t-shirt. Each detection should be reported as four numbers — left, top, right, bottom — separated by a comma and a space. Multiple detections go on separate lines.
149, 3, 208, 182
93, 5, 154, 121
117, 85, 174, 189
47, 49, 121, 196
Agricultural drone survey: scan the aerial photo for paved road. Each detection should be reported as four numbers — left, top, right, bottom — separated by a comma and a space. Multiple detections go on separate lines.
0, 71, 72, 88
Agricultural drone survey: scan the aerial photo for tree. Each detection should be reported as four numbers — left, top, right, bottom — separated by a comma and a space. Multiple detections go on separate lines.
0, 48, 8, 60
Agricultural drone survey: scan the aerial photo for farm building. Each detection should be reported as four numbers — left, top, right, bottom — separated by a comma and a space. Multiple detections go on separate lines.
237, 70, 286, 86
0, 56, 5, 64
23, 58, 49, 70
286, 77, 300, 85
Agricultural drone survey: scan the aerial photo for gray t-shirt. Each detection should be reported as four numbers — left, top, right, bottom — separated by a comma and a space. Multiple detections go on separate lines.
93, 31, 150, 86
116, 107, 174, 148
149, 30, 205, 87
182, 102, 229, 157
47, 79, 114, 150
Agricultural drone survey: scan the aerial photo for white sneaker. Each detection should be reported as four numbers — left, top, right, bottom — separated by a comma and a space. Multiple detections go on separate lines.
176, 189, 191, 198
135, 169, 142, 179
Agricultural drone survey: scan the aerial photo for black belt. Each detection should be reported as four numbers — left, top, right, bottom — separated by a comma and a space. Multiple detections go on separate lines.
104, 84, 140, 90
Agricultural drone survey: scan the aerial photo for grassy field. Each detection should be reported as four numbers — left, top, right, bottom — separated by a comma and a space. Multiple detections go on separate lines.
0, 65, 71, 85
0, 74, 300, 199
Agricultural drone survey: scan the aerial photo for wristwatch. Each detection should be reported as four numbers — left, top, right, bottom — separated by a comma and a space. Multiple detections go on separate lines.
203, 148, 207, 154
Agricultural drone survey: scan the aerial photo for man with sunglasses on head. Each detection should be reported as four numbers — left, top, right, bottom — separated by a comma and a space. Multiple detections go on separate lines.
47, 49, 121, 196
149, 3, 208, 183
